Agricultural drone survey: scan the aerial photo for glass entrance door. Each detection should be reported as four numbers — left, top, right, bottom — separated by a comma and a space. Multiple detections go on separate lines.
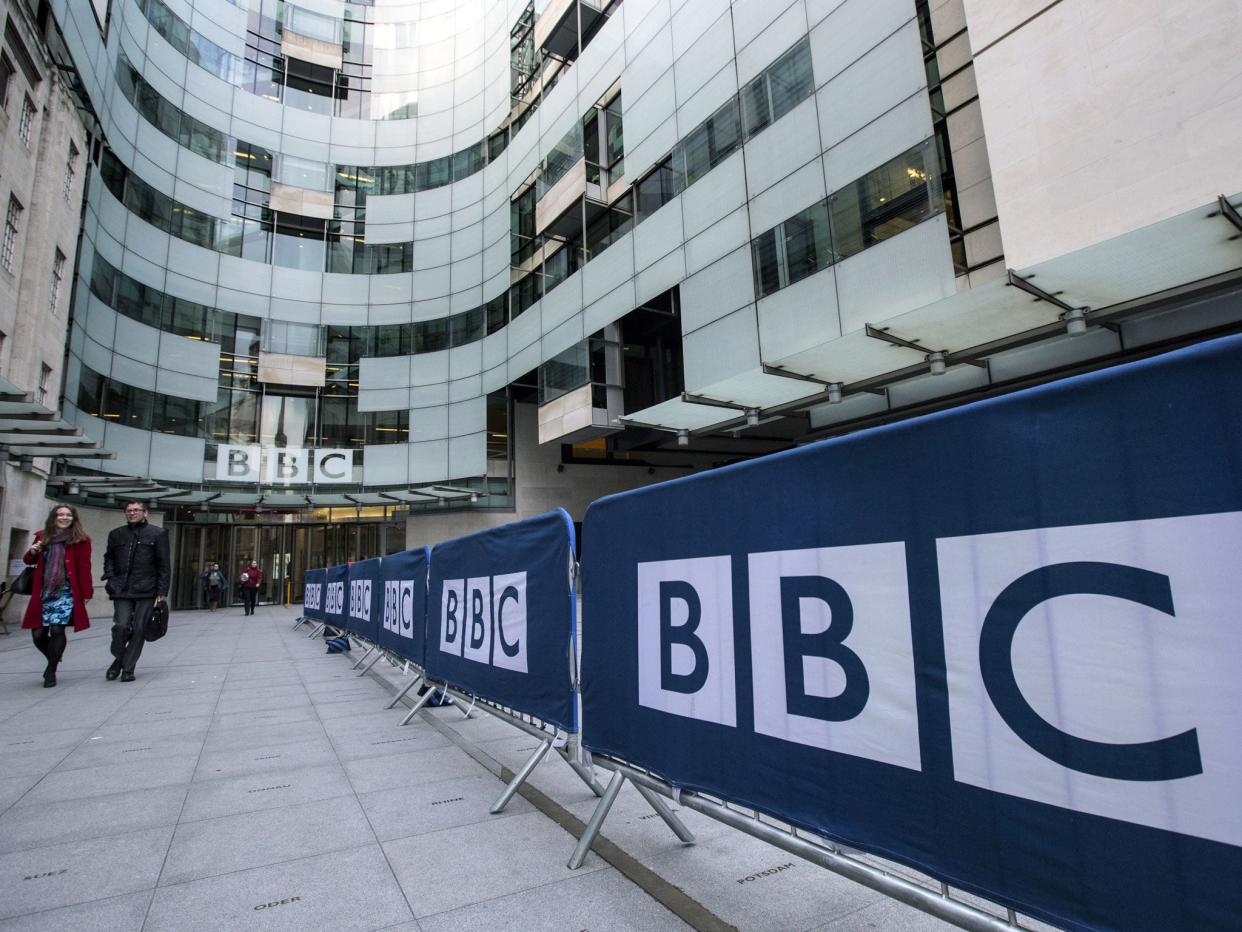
171, 520, 391, 610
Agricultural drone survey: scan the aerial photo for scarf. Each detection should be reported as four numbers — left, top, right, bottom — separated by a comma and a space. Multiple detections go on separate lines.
42, 530, 73, 598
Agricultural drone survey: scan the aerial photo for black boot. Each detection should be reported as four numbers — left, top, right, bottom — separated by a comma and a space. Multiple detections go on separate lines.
43, 666, 57, 688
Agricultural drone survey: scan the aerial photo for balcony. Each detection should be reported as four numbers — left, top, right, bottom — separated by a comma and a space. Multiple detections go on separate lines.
535, 0, 610, 61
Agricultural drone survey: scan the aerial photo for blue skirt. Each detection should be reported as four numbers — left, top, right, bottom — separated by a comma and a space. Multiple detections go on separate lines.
41, 582, 74, 626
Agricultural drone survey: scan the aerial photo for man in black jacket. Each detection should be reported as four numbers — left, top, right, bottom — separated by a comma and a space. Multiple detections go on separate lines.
102, 501, 170, 682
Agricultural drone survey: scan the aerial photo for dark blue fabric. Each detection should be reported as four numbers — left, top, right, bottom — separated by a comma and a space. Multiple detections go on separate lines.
375, 547, 429, 665
580, 333, 1242, 932
345, 557, 383, 643
426, 509, 576, 731
322, 564, 349, 631
302, 568, 326, 621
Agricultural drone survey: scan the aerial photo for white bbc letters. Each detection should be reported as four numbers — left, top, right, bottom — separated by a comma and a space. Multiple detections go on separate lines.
463, 577, 493, 665
215, 446, 353, 483
491, 572, 528, 673
636, 556, 736, 727
938, 511, 1242, 849
218, 445, 260, 482
438, 573, 528, 672
348, 580, 371, 623
266, 448, 307, 484
748, 544, 921, 771
440, 580, 465, 655
303, 583, 322, 611
324, 581, 344, 615
382, 580, 416, 637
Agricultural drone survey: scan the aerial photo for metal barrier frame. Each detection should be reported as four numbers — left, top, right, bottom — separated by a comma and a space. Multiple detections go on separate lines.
573, 754, 1027, 932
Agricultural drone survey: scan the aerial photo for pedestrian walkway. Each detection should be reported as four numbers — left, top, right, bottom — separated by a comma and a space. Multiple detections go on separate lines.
0, 607, 969, 931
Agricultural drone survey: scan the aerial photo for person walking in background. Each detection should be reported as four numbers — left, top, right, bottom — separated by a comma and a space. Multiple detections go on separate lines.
102, 501, 169, 682
201, 562, 226, 611
240, 560, 263, 615
21, 505, 94, 687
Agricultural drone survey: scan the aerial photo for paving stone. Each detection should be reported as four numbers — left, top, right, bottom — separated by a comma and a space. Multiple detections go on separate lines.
181, 761, 353, 822
193, 737, 337, 782
0, 889, 152, 931
144, 844, 412, 932
160, 795, 376, 885
359, 770, 533, 842
328, 724, 453, 762
0, 826, 173, 920
19, 754, 199, 805
384, 811, 607, 917
641, 825, 887, 932
201, 718, 326, 754
343, 745, 484, 795
56, 733, 207, 771
0, 783, 186, 854
0, 773, 42, 814
417, 867, 692, 932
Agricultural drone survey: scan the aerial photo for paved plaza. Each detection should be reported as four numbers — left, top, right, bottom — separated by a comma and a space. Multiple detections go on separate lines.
0, 607, 985, 931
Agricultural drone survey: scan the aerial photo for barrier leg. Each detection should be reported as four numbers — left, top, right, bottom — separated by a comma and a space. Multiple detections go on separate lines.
386, 674, 423, 709
399, 685, 438, 725
633, 782, 695, 845
568, 769, 625, 869
356, 650, 384, 676
558, 749, 606, 797
490, 736, 554, 814
350, 645, 375, 670
306, 622, 326, 638
292, 615, 308, 630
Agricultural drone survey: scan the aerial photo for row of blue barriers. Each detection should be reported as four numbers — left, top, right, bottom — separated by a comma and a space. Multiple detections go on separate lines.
298, 333, 1242, 932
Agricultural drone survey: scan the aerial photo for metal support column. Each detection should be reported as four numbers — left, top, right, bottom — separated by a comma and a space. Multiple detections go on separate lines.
385, 674, 423, 709
490, 736, 554, 813
567, 769, 625, 869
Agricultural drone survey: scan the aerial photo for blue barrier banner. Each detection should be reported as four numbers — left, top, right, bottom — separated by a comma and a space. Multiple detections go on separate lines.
322, 564, 349, 631
375, 547, 429, 664
580, 334, 1242, 932
345, 557, 383, 643
302, 568, 326, 621
426, 509, 576, 731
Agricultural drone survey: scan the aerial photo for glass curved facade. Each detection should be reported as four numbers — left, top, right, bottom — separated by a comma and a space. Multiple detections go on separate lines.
50, 0, 996, 510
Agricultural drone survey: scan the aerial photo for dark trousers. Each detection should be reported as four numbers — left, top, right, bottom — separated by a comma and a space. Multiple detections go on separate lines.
32, 627, 67, 673
111, 598, 153, 673
242, 588, 258, 614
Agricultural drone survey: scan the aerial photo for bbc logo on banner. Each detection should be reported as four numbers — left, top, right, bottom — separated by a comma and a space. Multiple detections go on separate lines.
635, 512, 1242, 848
324, 581, 344, 615
440, 574, 527, 672
304, 583, 322, 611
349, 580, 371, 623
382, 580, 417, 639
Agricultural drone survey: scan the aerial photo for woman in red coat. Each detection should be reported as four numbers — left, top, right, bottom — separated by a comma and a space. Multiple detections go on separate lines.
22, 504, 94, 687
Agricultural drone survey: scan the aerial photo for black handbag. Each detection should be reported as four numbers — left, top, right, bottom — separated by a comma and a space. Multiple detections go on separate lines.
145, 601, 169, 641
10, 566, 34, 596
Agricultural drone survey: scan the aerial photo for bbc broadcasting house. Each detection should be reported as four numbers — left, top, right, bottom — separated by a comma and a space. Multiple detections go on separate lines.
0, 0, 1238, 619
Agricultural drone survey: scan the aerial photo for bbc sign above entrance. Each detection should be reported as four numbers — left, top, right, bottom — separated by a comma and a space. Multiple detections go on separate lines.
215, 445, 356, 484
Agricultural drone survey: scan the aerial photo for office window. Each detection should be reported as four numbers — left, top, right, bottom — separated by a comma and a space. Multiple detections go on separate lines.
36, 364, 52, 405
2, 196, 22, 272
18, 95, 35, 146
635, 156, 683, 222
782, 200, 833, 286
750, 140, 944, 298
751, 228, 781, 298
64, 143, 78, 202
49, 249, 66, 312
742, 38, 813, 139
830, 141, 941, 260
0, 53, 14, 110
